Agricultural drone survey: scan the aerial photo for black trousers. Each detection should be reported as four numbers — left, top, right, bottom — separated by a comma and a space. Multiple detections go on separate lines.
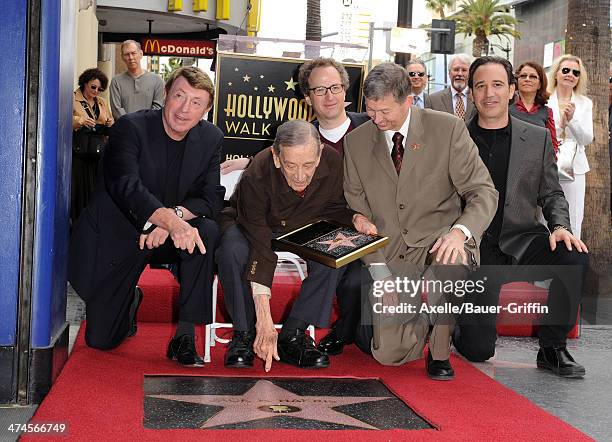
84, 217, 219, 350
454, 234, 588, 362
215, 224, 362, 340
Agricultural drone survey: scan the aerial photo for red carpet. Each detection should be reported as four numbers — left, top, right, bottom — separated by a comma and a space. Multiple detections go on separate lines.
136, 267, 579, 337
26, 323, 591, 441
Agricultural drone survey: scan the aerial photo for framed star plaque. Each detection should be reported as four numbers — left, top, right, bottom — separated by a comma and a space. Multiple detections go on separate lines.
272, 220, 389, 268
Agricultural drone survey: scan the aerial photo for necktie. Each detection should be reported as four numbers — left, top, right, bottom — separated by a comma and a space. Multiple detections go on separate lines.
391, 132, 404, 175
455, 92, 466, 119
413, 95, 421, 108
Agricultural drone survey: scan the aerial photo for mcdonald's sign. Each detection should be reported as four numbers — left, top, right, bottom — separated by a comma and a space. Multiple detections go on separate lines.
142, 38, 216, 58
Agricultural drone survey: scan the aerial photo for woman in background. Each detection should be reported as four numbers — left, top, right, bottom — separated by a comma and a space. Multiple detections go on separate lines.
547, 55, 593, 239
72, 68, 114, 224
510, 61, 559, 156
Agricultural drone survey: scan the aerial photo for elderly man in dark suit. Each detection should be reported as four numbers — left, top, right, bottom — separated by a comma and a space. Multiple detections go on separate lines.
454, 56, 589, 378
69, 67, 224, 367
216, 120, 372, 372
425, 53, 476, 121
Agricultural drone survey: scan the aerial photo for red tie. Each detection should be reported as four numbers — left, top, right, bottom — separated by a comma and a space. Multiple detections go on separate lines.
391, 132, 404, 175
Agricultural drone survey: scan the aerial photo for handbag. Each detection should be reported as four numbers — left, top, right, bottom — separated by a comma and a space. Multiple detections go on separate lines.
72, 124, 107, 157
72, 100, 108, 157
557, 134, 577, 182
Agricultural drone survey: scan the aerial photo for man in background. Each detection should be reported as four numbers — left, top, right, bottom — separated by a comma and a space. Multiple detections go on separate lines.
109, 40, 165, 120
426, 53, 476, 121
405, 59, 429, 109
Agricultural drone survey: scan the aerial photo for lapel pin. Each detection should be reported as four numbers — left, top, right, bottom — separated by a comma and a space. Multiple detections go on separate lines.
410, 143, 422, 151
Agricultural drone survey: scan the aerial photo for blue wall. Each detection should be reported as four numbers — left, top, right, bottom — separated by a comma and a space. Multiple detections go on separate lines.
31, 0, 74, 348
0, 2, 28, 346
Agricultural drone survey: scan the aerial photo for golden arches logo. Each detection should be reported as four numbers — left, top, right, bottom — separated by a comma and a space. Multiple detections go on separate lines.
143, 39, 160, 53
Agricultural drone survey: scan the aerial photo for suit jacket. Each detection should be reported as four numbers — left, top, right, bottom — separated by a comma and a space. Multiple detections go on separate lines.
218, 146, 354, 288
425, 87, 476, 121
467, 115, 572, 262
68, 109, 225, 300
343, 106, 498, 273
547, 91, 593, 174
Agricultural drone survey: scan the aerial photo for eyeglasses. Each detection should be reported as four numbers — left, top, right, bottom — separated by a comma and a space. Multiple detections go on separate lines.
408, 71, 426, 78
561, 67, 581, 77
517, 74, 539, 81
90, 84, 104, 92
309, 84, 344, 96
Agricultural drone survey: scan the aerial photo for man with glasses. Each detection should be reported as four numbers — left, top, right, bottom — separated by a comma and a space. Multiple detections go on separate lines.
405, 59, 429, 109
69, 67, 224, 367
426, 53, 476, 121
109, 40, 165, 120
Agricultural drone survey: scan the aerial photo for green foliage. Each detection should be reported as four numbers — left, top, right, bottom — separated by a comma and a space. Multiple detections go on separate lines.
424, 0, 454, 19
454, 0, 520, 40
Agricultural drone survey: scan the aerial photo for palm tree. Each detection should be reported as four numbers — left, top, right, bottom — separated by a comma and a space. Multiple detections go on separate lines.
305, 0, 321, 59
425, 0, 453, 19
454, 0, 519, 58
565, 0, 612, 294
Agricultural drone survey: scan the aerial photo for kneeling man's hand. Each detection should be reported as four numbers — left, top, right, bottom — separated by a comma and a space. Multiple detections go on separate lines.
139, 227, 169, 250
429, 228, 467, 265
550, 228, 588, 253
169, 219, 206, 254
353, 213, 378, 235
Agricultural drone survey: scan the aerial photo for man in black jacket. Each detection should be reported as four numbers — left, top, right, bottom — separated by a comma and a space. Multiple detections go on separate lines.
455, 57, 589, 378
69, 67, 224, 367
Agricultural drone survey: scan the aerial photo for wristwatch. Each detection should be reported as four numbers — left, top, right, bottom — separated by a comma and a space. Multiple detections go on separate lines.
173, 206, 184, 219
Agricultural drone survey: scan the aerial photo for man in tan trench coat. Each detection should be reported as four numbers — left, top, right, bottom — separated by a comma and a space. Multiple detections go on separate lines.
343, 62, 497, 380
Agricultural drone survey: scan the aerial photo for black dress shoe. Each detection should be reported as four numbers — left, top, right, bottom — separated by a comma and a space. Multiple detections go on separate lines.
127, 287, 143, 337
278, 329, 329, 369
225, 330, 255, 368
537, 346, 585, 378
426, 351, 455, 381
317, 331, 346, 356
167, 334, 205, 367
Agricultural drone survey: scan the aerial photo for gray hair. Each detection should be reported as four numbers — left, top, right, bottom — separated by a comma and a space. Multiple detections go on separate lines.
120, 39, 141, 53
448, 53, 473, 72
406, 59, 427, 74
272, 120, 321, 155
363, 62, 411, 103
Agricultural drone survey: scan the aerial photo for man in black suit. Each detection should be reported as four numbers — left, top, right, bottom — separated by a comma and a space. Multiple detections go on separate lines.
69, 67, 224, 367
454, 56, 589, 378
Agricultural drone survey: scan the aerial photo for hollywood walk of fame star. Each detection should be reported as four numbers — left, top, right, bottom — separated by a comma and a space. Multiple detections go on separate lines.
243, 74, 251, 82
149, 379, 390, 429
317, 232, 362, 252
284, 77, 298, 91
268, 85, 275, 92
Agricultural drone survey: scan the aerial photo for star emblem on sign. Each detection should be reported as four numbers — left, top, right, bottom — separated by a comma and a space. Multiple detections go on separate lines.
284, 77, 298, 90
317, 232, 362, 251
149, 379, 390, 429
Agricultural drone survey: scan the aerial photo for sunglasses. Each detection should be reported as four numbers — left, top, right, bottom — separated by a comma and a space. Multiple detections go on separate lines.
408, 71, 426, 78
517, 74, 539, 81
561, 67, 580, 77
90, 84, 105, 92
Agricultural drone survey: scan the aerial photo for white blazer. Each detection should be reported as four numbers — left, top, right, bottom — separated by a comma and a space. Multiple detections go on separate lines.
548, 91, 594, 174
